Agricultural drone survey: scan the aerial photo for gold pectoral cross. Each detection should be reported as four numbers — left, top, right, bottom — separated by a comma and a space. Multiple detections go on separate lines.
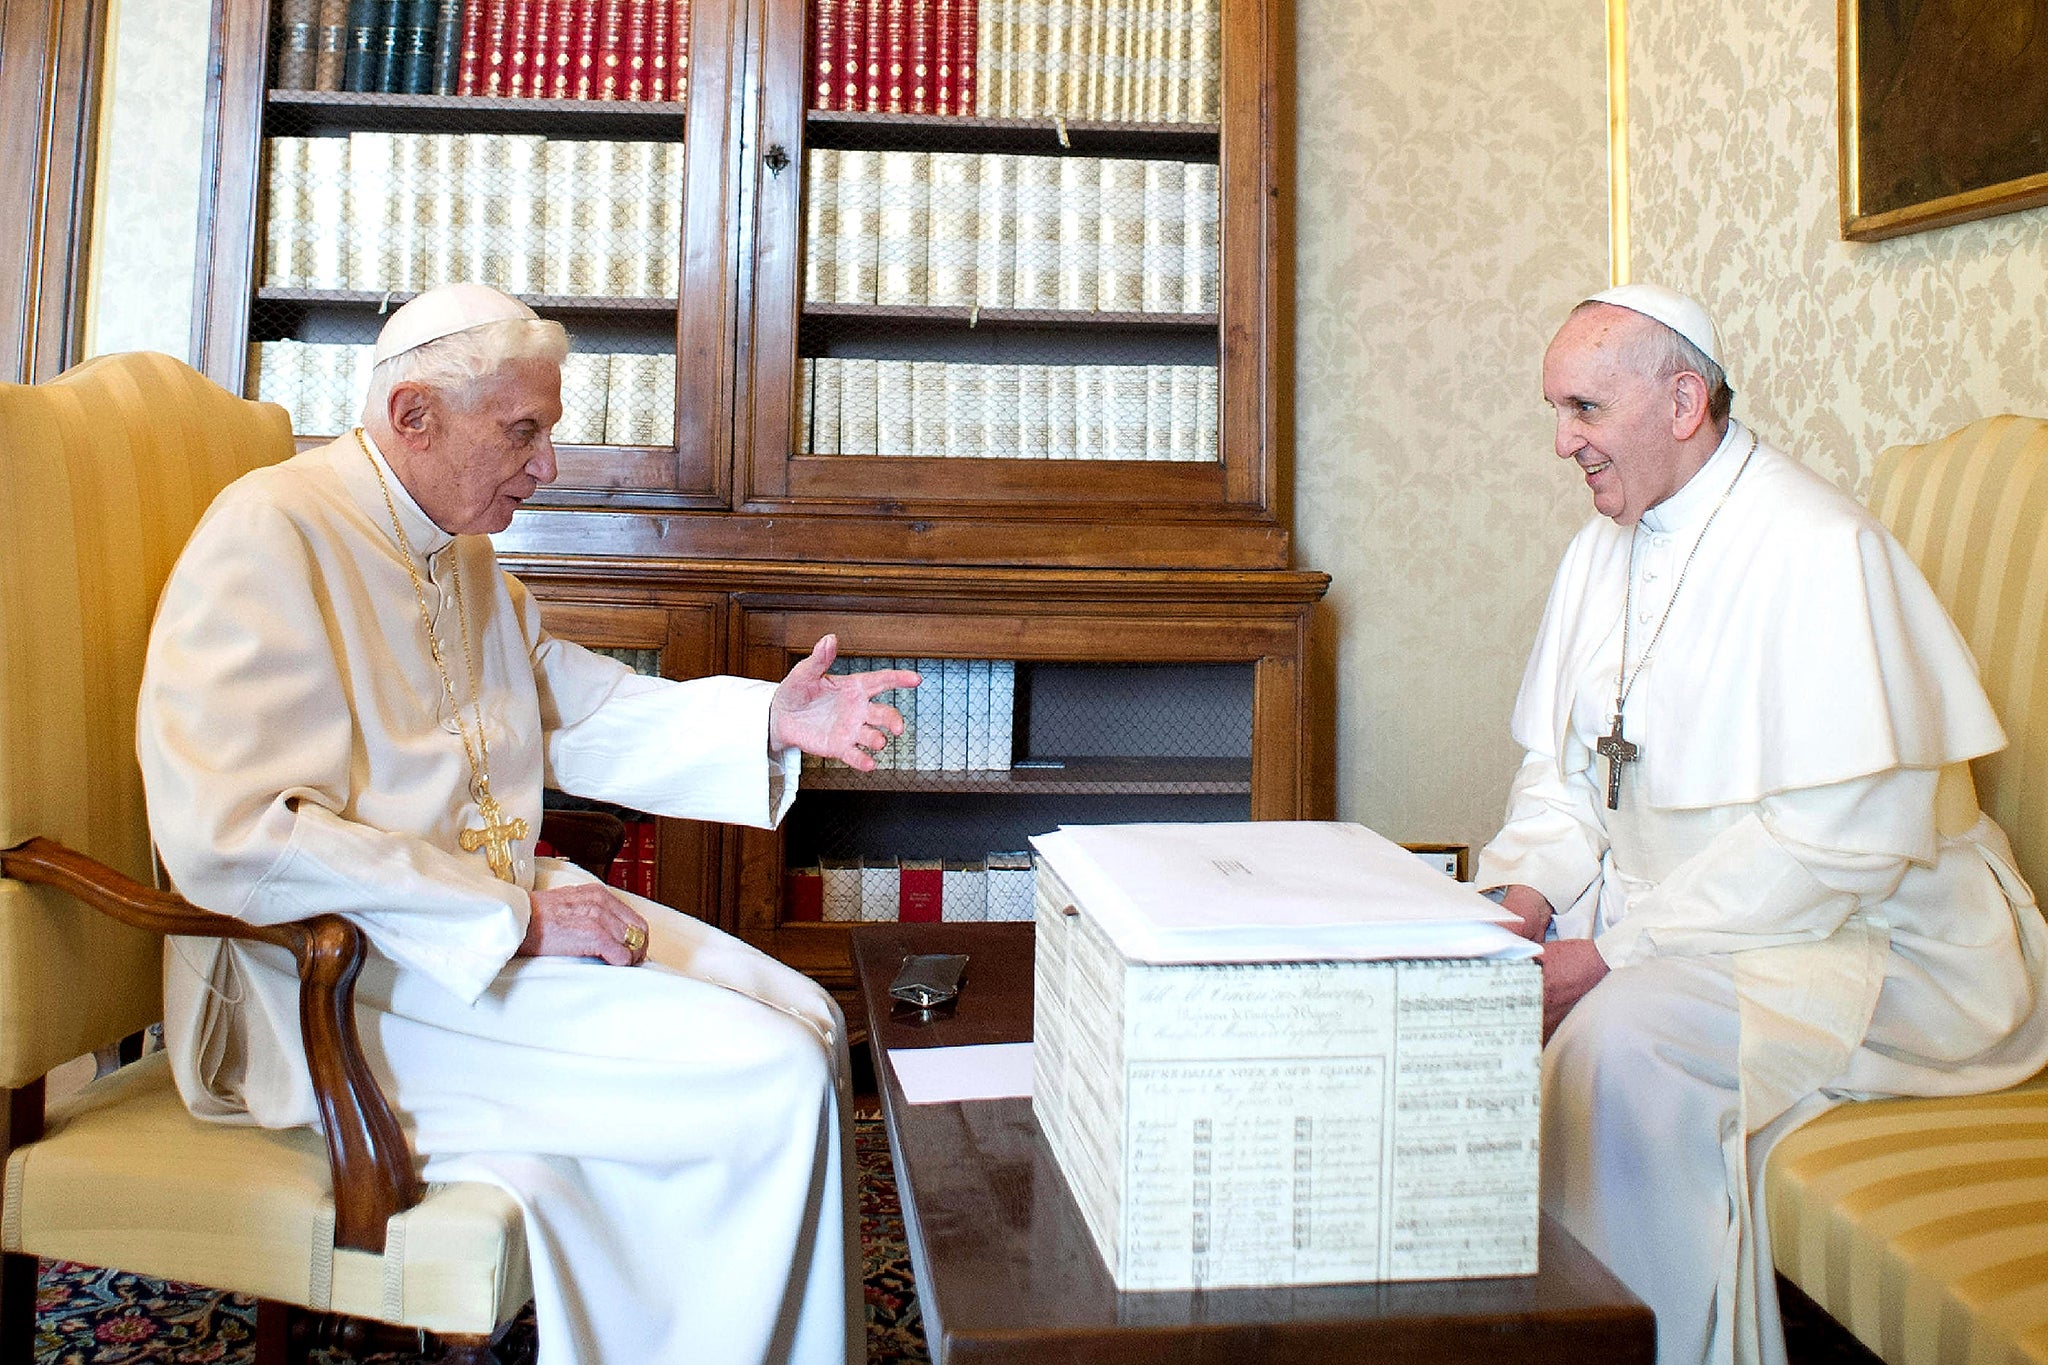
1595, 714, 1639, 811
459, 786, 530, 883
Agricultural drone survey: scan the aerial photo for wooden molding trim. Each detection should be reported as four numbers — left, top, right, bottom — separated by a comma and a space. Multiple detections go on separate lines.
0, 0, 109, 383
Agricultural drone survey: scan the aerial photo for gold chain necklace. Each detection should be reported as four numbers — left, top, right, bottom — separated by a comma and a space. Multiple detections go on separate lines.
1593, 429, 1758, 811
355, 428, 528, 881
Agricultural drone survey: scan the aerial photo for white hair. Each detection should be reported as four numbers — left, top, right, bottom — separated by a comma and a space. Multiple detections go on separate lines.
1570, 299, 1734, 423
358, 316, 569, 426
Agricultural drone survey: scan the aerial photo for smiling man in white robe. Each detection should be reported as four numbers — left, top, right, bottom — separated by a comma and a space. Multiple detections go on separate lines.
1475, 284, 2048, 1365
137, 283, 917, 1365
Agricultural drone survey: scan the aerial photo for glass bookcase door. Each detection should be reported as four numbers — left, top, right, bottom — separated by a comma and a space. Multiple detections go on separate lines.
203, 0, 747, 504
734, 0, 1275, 522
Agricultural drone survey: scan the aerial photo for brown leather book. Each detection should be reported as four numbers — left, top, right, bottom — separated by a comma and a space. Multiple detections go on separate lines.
276, 0, 319, 89
647, 0, 670, 101
881, 0, 907, 112
861, 0, 883, 110
314, 0, 350, 89
569, 0, 600, 96
932, 0, 953, 114
668, 0, 690, 101
837, 0, 862, 109
456, 0, 485, 92
505, 0, 535, 96
622, 0, 651, 100
595, 0, 626, 99
810, 0, 839, 110
480, 0, 510, 94
906, 0, 931, 113
952, 0, 974, 114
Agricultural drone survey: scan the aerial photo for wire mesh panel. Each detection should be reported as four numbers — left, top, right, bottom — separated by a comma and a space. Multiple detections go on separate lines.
784, 659, 1253, 924
789, 0, 1221, 465
250, 0, 690, 450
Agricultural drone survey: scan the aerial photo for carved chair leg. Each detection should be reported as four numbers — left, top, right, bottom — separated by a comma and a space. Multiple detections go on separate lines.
438, 1334, 502, 1364
0, 1253, 38, 1365
255, 1299, 297, 1365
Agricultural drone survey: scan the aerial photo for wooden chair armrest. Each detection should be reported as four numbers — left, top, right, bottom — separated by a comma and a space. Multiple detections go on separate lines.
0, 836, 423, 1254
538, 808, 628, 878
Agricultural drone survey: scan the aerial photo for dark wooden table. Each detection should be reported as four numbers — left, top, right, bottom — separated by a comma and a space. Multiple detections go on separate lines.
854, 921, 1656, 1365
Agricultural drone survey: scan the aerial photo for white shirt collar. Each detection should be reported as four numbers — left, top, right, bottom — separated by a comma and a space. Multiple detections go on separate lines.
351, 427, 455, 556
1640, 420, 1748, 535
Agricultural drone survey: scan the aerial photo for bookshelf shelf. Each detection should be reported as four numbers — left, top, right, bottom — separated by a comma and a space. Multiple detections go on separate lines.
254, 287, 681, 315
798, 757, 1252, 795
804, 110, 1218, 160
265, 89, 689, 140
799, 302, 1218, 335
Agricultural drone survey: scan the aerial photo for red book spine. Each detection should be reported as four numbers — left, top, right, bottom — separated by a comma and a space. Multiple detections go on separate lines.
861, 0, 883, 110
785, 867, 824, 922
605, 841, 630, 888
527, 0, 554, 93
931, 0, 953, 114
457, 0, 486, 92
881, 0, 906, 112
505, 0, 535, 95
481, 0, 511, 94
898, 863, 942, 923
534, 837, 558, 858
635, 820, 657, 899
811, 0, 839, 110
542, 0, 574, 94
623, 0, 651, 99
952, 0, 973, 114
671, 0, 690, 100
647, 0, 669, 100
570, 0, 599, 96
907, 0, 931, 113
837, 0, 863, 109
595, 0, 626, 98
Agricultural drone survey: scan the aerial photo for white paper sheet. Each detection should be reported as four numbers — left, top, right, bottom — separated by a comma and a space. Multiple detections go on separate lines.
1030, 822, 1534, 964
889, 1042, 1037, 1104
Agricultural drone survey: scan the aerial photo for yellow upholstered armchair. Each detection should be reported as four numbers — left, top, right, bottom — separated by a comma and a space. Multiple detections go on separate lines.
1765, 415, 2048, 1365
0, 352, 620, 1364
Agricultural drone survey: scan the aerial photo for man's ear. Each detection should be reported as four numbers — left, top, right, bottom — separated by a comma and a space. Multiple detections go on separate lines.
1669, 370, 1710, 442
386, 382, 435, 447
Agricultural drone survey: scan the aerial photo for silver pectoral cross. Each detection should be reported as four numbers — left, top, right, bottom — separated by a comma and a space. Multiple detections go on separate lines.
1595, 714, 1639, 810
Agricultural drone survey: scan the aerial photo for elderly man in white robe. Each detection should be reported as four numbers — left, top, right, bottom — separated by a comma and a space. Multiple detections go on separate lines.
137, 283, 915, 1365
1476, 284, 2048, 1365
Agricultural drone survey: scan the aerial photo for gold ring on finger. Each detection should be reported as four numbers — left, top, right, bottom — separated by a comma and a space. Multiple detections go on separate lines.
624, 925, 647, 953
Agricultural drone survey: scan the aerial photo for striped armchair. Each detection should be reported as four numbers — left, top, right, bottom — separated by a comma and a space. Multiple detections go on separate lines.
1766, 415, 2048, 1365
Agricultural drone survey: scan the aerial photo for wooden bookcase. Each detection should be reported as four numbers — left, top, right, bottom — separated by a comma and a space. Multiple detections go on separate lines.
191, 0, 1325, 1005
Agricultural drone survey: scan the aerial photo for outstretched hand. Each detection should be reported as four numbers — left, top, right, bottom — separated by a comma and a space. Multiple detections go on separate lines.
768, 634, 921, 771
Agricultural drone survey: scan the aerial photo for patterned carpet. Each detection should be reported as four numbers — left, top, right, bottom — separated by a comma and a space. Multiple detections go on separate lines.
30, 1115, 928, 1364
27, 1111, 1876, 1364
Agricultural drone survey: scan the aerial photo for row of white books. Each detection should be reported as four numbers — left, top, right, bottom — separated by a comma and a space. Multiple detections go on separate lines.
247, 340, 677, 445
790, 853, 1038, 923
263, 133, 684, 298
804, 149, 1218, 313
806, 656, 1016, 770
797, 359, 1218, 461
974, 0, 1219, 122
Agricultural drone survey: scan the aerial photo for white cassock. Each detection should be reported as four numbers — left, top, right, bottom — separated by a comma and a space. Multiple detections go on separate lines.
1476, 421, 2048, 1365
136, 432, 860, 1365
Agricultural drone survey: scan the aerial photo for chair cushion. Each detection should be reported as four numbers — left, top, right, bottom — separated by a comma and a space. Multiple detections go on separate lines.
1, 1053, 531, 1335
1766, 1069, 2048, 1365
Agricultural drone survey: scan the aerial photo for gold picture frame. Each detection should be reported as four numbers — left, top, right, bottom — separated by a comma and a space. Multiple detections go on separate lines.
1839, 0, 2048, 241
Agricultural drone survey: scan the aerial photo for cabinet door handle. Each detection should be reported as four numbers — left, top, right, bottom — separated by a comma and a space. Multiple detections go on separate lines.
765, 144, 791, 178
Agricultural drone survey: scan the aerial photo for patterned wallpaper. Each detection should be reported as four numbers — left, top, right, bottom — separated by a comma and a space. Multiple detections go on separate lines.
85, 0, 211, 361
1292, 0, 1610, 852
1627, 0, 2048, 493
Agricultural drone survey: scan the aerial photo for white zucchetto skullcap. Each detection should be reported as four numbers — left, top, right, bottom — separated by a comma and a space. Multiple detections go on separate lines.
1584, 283, 1722, 368
373, 283, 539, 365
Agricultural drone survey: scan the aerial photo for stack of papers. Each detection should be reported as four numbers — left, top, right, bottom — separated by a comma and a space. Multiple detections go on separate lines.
1029, 821, 1534, 964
